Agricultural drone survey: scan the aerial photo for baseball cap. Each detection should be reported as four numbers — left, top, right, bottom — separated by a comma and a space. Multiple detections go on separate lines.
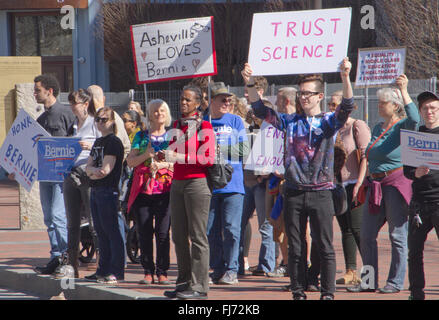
417, 91, 439, 107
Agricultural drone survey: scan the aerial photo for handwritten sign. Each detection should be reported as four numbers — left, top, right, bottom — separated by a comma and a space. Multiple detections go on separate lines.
37, 137, 82, 182
0, 109, 50, 192
248, 7, 352, 76
130, 16, 217, 84
401, 129, 439, 170
244, 121, 285, 174
355, 47, 406, 88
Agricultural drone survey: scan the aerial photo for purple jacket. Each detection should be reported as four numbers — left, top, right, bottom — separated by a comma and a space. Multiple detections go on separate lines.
364, 168, 412, 214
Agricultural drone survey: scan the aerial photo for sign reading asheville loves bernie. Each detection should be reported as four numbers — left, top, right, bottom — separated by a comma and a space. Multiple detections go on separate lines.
37, 137, 82, 183
130, 16, 217, 84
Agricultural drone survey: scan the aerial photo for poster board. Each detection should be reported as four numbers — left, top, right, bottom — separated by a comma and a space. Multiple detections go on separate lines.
248, 7, 352, 76
0, 109, 50, 191
244, 121, 285, 174
401, 129, 439, 170
130, 16, 217, 84
37, 137, 82, 182
355, 46, 406, 88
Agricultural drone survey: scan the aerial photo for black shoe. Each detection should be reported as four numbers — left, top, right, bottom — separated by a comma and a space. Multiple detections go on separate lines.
176, 290, 208, 300
346, 285, 376, 293
251, 269, 267, 276
306, 284, 320, 292
293, 293, 307, 300
378, 284, 400, 294
320, 294, 334, 300
34, 257, 61, 275
164, 289, 181, 299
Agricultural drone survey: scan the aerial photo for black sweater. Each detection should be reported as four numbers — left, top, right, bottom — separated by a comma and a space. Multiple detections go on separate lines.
403, 125, 439, 203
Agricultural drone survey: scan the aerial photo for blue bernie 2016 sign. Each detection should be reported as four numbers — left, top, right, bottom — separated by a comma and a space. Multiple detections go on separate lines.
37, 137, 82, 182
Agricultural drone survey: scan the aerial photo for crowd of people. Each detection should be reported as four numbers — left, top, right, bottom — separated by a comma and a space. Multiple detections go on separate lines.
19, 57, 439, 300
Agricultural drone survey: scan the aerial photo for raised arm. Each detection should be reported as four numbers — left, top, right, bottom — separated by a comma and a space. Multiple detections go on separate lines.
396, 74, 420, 129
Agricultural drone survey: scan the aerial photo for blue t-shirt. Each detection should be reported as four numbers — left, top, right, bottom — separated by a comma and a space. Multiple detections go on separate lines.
204, 113, 247, 194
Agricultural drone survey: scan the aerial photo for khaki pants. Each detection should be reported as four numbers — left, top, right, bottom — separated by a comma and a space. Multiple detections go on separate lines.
170, 178, 212, 293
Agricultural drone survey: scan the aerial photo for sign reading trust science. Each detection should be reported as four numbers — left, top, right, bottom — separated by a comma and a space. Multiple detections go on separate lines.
130, 16, 217, 84
248, 7, 352, 76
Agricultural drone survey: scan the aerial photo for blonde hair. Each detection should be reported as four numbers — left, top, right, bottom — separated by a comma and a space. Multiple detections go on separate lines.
128, 101, 144, 116
377, 87, 406, 118
146, 99, 172, 128
87, 85, 105, 110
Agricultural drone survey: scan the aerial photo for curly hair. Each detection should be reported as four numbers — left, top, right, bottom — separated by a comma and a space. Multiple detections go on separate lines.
34, 74, 60, 97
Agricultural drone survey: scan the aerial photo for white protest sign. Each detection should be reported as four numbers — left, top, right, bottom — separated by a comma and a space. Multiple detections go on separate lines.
130, 16, 217, 84
355, 47, 406, 88
244, 121, 285, 174
0, 109, 50, 192
248, 7, 352, 76
401, 129, 439, 170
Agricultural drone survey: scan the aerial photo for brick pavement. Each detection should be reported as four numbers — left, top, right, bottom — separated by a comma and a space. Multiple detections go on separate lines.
0, 180, 438, 300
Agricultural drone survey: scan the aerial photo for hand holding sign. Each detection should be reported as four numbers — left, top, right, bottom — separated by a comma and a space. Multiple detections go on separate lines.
241, 63, 253, 84
415, 165, 430, 178
395, 74, 408, 92
340, 57, 352, 78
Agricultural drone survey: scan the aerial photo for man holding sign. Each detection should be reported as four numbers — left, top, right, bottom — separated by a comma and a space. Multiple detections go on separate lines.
33, 74, 76, 276
403, 91, 439, 300
242, 57, 354, 300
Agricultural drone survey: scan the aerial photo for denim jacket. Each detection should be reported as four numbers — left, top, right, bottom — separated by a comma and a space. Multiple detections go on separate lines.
251, 97, 354, 191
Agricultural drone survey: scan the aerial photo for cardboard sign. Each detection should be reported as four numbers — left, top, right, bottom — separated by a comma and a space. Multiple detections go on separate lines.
244, 121, 285, 174
130, 16, 217, 84
37, 137, 82, 182
401, 129, 439, 170
248, 7, 352, 76
355, 47, 406, 88
0, 109, 50, 192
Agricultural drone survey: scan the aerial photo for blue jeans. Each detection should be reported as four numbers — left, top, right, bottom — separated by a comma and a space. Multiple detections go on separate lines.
39, 181, 68, 259
360, 185, 408, 290
207, 193, 244, 276
239, 184, 275, 273
90, 187, 125, 280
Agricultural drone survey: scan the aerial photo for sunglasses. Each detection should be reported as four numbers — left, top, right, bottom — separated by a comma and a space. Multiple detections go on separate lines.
221, 98, 232, 104
122, 118, 135, 123
95, 117, 109, 123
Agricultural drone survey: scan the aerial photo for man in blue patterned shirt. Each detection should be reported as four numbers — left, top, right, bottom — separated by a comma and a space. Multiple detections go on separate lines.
241, 58, 354, 300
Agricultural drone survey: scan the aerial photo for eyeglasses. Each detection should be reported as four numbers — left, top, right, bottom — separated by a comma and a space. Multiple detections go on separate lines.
122, 118, 135, 123
297, 91, 320, 98
95, 117, 109, 123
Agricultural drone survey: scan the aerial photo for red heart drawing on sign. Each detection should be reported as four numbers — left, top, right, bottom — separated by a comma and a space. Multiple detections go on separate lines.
192, 59, 200, 70
141, 52, 147, 61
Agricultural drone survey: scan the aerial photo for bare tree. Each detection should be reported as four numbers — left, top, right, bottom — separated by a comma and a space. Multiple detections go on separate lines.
375, 0, 439, 80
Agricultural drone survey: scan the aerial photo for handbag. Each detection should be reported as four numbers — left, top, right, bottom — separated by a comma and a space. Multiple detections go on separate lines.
207, 141, 234, 189
176, 117, 233, 190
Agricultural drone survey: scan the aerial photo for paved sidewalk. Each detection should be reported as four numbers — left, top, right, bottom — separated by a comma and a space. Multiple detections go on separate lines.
1, 180, 438, 300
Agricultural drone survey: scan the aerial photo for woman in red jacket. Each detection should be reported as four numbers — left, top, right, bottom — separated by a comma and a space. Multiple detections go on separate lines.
163, 85, 215, 300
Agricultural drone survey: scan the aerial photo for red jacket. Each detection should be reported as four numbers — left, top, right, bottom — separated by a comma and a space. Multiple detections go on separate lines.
170, 119, 215, 180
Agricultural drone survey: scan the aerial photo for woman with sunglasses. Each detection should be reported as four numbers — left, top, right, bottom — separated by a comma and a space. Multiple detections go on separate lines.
85, 107, 125, 284
122, 109, 145, 143
347, 74, 420, 294
52, 89, 101, 279
126, 99, 174, 285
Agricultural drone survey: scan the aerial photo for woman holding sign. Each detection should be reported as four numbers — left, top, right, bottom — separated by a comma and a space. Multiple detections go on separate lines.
53, 89, 101, 279
347, 74, 420, 294
126, 99, 174, 286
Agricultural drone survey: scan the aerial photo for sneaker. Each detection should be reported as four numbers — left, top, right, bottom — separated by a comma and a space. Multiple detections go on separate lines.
53, 264, 77, 279
84, 273, 103, 282
306, 284, 320, 292
320, 294, 334, 300
139, 274, 154, 285
157, 275, 170, 285
293, 292, 307, 300
97, 275, 118, 284
218, 271, 238, 285
34, 257, 61, 275
267, 265, 288, 278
